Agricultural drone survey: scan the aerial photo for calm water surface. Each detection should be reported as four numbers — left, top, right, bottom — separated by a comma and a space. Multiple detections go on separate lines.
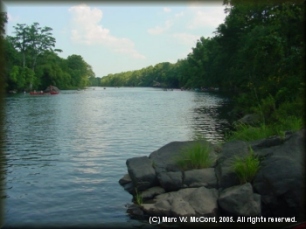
3, 87, 231, 227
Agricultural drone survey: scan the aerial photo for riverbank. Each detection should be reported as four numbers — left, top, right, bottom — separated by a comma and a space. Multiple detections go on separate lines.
119, 128, 305, 227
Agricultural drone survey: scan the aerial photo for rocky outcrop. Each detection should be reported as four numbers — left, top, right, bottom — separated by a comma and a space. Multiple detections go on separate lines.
119, 128, 305, 224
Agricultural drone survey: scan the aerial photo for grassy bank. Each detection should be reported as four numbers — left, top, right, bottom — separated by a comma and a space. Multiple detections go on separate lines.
225, 95, 304, 142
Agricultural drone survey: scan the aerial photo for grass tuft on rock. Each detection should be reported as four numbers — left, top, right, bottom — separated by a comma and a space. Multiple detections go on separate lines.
232, 147, 260, 184
134, 188, 143, 205
177, 141, 213, 171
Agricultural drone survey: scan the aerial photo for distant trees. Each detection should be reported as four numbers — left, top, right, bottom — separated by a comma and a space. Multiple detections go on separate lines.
100, 0, 304, 117
4, 20, 95, 91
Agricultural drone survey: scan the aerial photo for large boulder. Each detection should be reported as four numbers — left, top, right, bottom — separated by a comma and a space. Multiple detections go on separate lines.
149, 140, 217, 174
215, 141, 249, 189
252, 129, 305, 221
141, 187, 218, 217
126, 156, 158, 192
218, 183, 261, 216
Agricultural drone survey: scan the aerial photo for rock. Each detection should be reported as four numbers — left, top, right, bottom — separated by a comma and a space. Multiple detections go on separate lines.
252, 129, 305, 220
140, 186, 165, 200
170, 198, 195, 217
215, 141, 249, 189
141, 187, 218, 217
119, 174, 132, 186
218, 183, 261, 216
157, 171, 183, 192
126, 156, 158, 192
253, 156, 304, 219
185, 187, 219, 216
126, 203, 144, 217
123, 182, 135, 195
149, 140, 216, 174
184, 168, 218, 189
121, 129, 305, 221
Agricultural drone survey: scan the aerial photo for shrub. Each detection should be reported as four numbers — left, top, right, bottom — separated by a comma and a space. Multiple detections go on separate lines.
232, 147, 260, 184
176, 141, 213, 170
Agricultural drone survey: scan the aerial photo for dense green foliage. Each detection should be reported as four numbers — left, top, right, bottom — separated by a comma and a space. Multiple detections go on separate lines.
4, 21, 95, 91
100, 0, 304, 133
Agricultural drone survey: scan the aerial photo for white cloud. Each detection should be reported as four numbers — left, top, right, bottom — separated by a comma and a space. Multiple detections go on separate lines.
188, 6, 226, 29
68, 4, 145, 59
147, 19, 173, 35
163, 7, 171, 13
172, 33, 199, 46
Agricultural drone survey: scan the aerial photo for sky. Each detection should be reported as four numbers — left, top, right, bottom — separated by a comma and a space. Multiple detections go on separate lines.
3, 1, 228, 78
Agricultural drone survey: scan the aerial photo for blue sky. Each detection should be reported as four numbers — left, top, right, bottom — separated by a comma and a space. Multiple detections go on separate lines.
3, 2, 227, 78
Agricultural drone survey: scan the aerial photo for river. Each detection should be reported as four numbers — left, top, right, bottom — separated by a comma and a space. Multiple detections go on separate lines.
2, 87, 232, 227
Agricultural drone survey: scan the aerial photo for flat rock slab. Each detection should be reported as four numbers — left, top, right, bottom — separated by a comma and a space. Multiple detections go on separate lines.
141, 186, 218, 217
218, 183, 261, 216
126, 156, 158, 191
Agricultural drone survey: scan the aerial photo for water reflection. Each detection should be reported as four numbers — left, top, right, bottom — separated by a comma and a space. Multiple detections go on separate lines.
190, 92, 232, 142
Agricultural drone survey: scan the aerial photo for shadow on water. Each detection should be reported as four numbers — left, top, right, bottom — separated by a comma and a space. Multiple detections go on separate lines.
190, 91, 234, 142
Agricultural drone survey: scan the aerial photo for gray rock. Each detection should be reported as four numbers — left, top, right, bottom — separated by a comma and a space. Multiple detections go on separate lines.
157, 171, 183, 192
218, 183, 261, 216
119, 174, 131, 186
253, 156, 304, 219
140, 186, 165, 200
185, 187, 219, 216
149, 140, 216, 174
252, 129, 305, 220
123, 182, 135, 195
170, 198, 195, 216
141, 187, 218, 217
184, 168, 218, 188
141, 200, 172, 216
126, 156, 158, 191
215, 141, 249, 189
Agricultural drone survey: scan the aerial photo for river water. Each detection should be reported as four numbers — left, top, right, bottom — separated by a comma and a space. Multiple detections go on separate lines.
2, 87, 231, 227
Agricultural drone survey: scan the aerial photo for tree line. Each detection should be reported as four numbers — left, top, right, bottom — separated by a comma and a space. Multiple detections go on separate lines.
99, 0, 304, 123
3, 14, 95, 92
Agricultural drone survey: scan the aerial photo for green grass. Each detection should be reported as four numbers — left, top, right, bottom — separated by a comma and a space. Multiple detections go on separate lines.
225, 115, 303, 142
134, 188, 143, 205
225, 123, 274, 142
232, 147, 260, 184
176, 141, 213, 171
